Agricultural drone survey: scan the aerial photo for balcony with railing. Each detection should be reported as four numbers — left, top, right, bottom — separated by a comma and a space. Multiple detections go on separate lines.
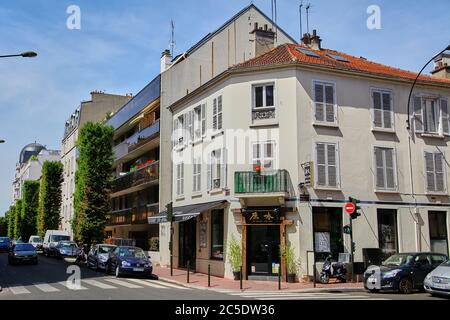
235, 170, 290, 196
114, 119, 160, 162
112, 161, 159, 196
107, 203, 159, 227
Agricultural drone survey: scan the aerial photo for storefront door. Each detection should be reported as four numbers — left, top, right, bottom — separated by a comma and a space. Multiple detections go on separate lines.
179, 218, 196, 269
247, 225, 280, 276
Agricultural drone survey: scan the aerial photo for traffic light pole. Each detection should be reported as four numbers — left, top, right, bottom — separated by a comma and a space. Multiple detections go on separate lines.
349, 217, 354, 283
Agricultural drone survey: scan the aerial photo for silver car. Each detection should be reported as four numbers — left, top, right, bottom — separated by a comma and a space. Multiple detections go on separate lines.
87, 244, 117, 271
424, 259, 450, 297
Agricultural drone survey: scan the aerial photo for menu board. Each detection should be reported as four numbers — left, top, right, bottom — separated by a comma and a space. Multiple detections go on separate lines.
315, 232, 331, 253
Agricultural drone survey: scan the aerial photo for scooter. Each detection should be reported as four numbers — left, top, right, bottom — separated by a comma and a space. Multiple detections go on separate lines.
319, 255, 348, 284
74, 246, 87, 265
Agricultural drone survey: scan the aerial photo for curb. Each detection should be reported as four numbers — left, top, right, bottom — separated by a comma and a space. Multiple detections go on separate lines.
158, 276, 365, 294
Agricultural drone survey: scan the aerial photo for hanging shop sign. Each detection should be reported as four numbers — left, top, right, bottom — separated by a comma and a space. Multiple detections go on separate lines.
242, 208, 281, 224
301, 161, 314, 187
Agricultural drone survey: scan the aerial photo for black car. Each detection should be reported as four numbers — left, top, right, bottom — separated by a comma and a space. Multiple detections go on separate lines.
8, 243, 38, 265
364, 252, 448, 294
106, 246, 153, 278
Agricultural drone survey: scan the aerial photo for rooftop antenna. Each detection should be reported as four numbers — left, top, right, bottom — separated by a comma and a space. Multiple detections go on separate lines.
170, 20, 176, 57
272, 0, 278, 39
299, 1, 304, 43
306, 3, 311, 35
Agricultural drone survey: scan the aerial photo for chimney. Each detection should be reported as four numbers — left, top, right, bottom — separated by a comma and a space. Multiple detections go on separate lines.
310, 29, 322, 50
250, 22, 276, 58
431, 52, 450, 79
160, 49, 172, 73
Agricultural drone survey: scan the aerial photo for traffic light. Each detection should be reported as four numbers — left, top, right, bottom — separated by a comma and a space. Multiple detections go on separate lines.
343, 225, 352, 234
349, 197, 361, 220
166, 202, 174, 223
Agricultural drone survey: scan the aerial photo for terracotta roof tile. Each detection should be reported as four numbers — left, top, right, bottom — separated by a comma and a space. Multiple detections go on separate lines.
232, 44, 450, 85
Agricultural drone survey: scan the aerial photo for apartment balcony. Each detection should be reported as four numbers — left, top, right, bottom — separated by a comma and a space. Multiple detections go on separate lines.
111, 161, 159, 198
113, 119, 160, 163
234, 170, 291, 203
106, 203, 159, 227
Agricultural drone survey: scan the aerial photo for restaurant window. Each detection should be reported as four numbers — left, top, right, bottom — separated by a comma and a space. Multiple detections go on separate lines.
313, 207, 344, 261
210, 209, 224, 260
429, 211, 449, 255
377, 209, 398, 260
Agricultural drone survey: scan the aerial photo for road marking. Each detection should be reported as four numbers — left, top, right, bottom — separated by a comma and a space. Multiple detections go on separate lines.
8, 285, 31, 295
104, 278, 143, 289
156, 281, 190, 290
125, 278, 168, 289
58, 281, 88, 290
82, 279, 117, 289
33, 283, 60, 293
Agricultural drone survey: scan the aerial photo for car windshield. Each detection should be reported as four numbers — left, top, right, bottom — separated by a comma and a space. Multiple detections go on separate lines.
30, 237, 42, 242
118, 248, 146, 258
382, 254, 414, 266
0, 238, 9, 243
15, 244, 35, 251
99, 246, 115, 254
60, 242, 77, 248
51, 235, 70, 242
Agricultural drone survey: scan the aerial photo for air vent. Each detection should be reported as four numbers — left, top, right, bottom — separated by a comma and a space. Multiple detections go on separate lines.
296, 48, 320, 58
326, 53, 349, 62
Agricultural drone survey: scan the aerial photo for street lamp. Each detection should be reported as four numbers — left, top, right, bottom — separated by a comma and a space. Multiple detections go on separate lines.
406, 44, 450, 130
0, 51, 38, 59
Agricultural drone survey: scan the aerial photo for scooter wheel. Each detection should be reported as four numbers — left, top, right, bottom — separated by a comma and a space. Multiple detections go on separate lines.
319, 274, 330, 284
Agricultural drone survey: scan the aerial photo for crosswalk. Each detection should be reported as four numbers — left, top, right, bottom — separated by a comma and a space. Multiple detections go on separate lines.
2, 277, 190, 296
227, 291, 389, 300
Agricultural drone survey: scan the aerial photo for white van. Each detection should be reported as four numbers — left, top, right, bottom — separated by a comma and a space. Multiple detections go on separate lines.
43, 230, 70, 257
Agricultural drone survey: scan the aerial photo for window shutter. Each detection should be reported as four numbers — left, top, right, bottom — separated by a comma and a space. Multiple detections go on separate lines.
374, 147, 385, 189
327, 144, 337, 187
325, 85, 335, 123
440, 99, 449, 136
382, 92, 393, 129
197, 163, 201, 191
176, 164, 180, 195
435, 153, 445, 192
213, 98, 217, 130
173, 118, 178, 148
190, 110, 194, 142
192, 160, 197, 192
413, 96, 424, 132
314, 83, 325, 122
181, 163, 184, 195
385, 148, 396, 189
425, 152, 435, 192
218, 96, 223, 130
373, 91, 383, 128
182, 114, 187, 144
201, 103, 206, 137
207, 152, 212, 191
316, 143, 326, 186
220, 148, 227, 189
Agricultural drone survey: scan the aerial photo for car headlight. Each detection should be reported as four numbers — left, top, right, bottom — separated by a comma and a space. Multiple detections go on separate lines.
383, 269, 401, 278
425, 274, 432, 281
59, 249, 65, 254
121, 261, 131, 267
99, 255, 108, 262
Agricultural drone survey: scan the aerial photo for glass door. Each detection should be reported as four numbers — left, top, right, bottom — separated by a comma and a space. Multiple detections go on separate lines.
247, 225, 280, 276
179, 219, 197, 269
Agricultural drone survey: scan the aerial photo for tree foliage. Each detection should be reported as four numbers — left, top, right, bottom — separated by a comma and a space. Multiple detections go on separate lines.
0, 216, 7, 237
7, 205, 15, 238
13, 200, 22, 239
20, 180, 40, 241
72, 122, 114, 247
37, 161, 64, 237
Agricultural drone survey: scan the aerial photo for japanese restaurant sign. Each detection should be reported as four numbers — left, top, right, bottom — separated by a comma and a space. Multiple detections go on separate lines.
242, 208, 281, 224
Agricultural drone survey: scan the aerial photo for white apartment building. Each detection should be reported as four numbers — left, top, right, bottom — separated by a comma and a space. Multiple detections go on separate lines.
60, 92, 131, 235
155, 5, 450, 281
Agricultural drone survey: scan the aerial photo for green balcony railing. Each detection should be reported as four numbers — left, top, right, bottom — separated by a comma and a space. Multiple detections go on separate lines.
235, 170, 290, 194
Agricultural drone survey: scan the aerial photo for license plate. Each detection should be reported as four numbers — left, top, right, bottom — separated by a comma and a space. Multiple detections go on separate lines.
133, 268, 144, 272
368, 276, 377, 283
433, 283, 446, 290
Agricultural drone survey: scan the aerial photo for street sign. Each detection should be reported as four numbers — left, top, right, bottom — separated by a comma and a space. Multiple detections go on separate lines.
345, 202, 356, 215
301, 161, 314, 186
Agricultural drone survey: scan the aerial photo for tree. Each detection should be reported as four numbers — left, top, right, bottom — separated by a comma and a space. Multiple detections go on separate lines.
0, 216, 7, 236
20, 180, 40, 241
37, 161, 63, 237
13, 200, 22, 239
72, 122, 114, 247
7, 205, 15, 238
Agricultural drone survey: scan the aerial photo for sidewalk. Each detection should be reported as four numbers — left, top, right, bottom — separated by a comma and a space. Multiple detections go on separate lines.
154, 266, 365, 293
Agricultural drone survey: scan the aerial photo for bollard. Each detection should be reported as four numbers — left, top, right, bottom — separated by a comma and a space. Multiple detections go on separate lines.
313, 261, 317, 288
278, 265, 281, 290
187, 260, 190, 284
208, 264, 211, 287
240, 266, 243, 290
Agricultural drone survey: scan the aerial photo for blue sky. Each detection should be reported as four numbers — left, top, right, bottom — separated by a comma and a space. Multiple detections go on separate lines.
0, 0, 449, 216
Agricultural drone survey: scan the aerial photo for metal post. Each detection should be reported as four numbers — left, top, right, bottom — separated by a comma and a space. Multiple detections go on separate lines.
208, 264, 211, 287
313, 260, 317, 288
240, 266, 243, 290
187, 260, 190, 284
350, 218, 354, 283
170, 223, 173, 277
278, 264, 281, 290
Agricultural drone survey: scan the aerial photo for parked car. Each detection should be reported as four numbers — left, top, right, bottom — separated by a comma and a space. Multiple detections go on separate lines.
8, 243, 38, 265
55, 241, 80, 259
364, 252, 448, 294
424, 258, 450, 297
0, 237, 11, 253
29, 236, 43, 250
43, 230, 70, 257
87, 244, 116, 271
106, 246, 153, 278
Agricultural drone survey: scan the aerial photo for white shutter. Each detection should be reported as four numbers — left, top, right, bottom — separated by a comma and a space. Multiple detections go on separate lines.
176, 164, 180, 196
197, 162, 201, 191
374, 147, 385, 189
220, 148, 227, 189
180, 163, 184, 195
413, 96, 424, 133
201, 103, 206, 137
213, 98, 217, 130
314, 83, 325, 122
435, 153, 445, 192
181, 114, 187, 145
207, 152, 212, 191
190, 110, 194, 142
384, 148, 396, 189
382, 92, 393, 129
425, 152, 436, 192
325, 85, 335, 123
173, 119, 178, 148
372, 91, 383, 128
316, 143, 327, 186
218, 96, 223, 130
327, 144, 337, 187
440, 99, 449, 136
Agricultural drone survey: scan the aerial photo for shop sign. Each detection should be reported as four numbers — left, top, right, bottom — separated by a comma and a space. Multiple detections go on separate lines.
301, 161, 314, 186
243, 208, 280, 224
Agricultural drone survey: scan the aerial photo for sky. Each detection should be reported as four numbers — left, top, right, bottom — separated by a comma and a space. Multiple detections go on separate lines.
0, 0, 449, 216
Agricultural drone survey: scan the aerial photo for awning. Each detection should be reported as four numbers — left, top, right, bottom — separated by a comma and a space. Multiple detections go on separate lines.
148, 200, 228, 224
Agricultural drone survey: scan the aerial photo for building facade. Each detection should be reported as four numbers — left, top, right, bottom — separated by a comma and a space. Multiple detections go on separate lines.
105, 76, 161, 251
156, 5, 450, 281
60, 92, 131, 235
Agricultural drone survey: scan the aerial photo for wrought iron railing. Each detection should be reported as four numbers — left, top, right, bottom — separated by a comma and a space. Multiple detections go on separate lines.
235, 170, 290, 194
112, 161, 159, 194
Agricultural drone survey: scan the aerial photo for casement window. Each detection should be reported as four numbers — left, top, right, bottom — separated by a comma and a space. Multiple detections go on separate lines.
187, 110, 194, 143
213, 96, 223, 131
313, 81, 337, 124
413, 96, 450, 135
193, 158, 201, 192
371, 89, 394, 130
207, 148, 227, 190
176, 162, 184, 196
315, 142, 339, 188
173, 115, 186, 148
428, 211, 449, 255
252, 83, 276, 121
193, 106, 203, 140
374, 147, 397, 191
252, 141, 276, 171
424, 151, 446, 193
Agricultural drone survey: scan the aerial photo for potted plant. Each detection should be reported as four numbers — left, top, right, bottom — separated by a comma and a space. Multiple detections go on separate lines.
227, 236, 242, 280
283, 244, 299, 283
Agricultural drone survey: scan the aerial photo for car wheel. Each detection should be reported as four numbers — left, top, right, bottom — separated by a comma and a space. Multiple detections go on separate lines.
398, 277, 413, 294
115, 266, 121, 278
